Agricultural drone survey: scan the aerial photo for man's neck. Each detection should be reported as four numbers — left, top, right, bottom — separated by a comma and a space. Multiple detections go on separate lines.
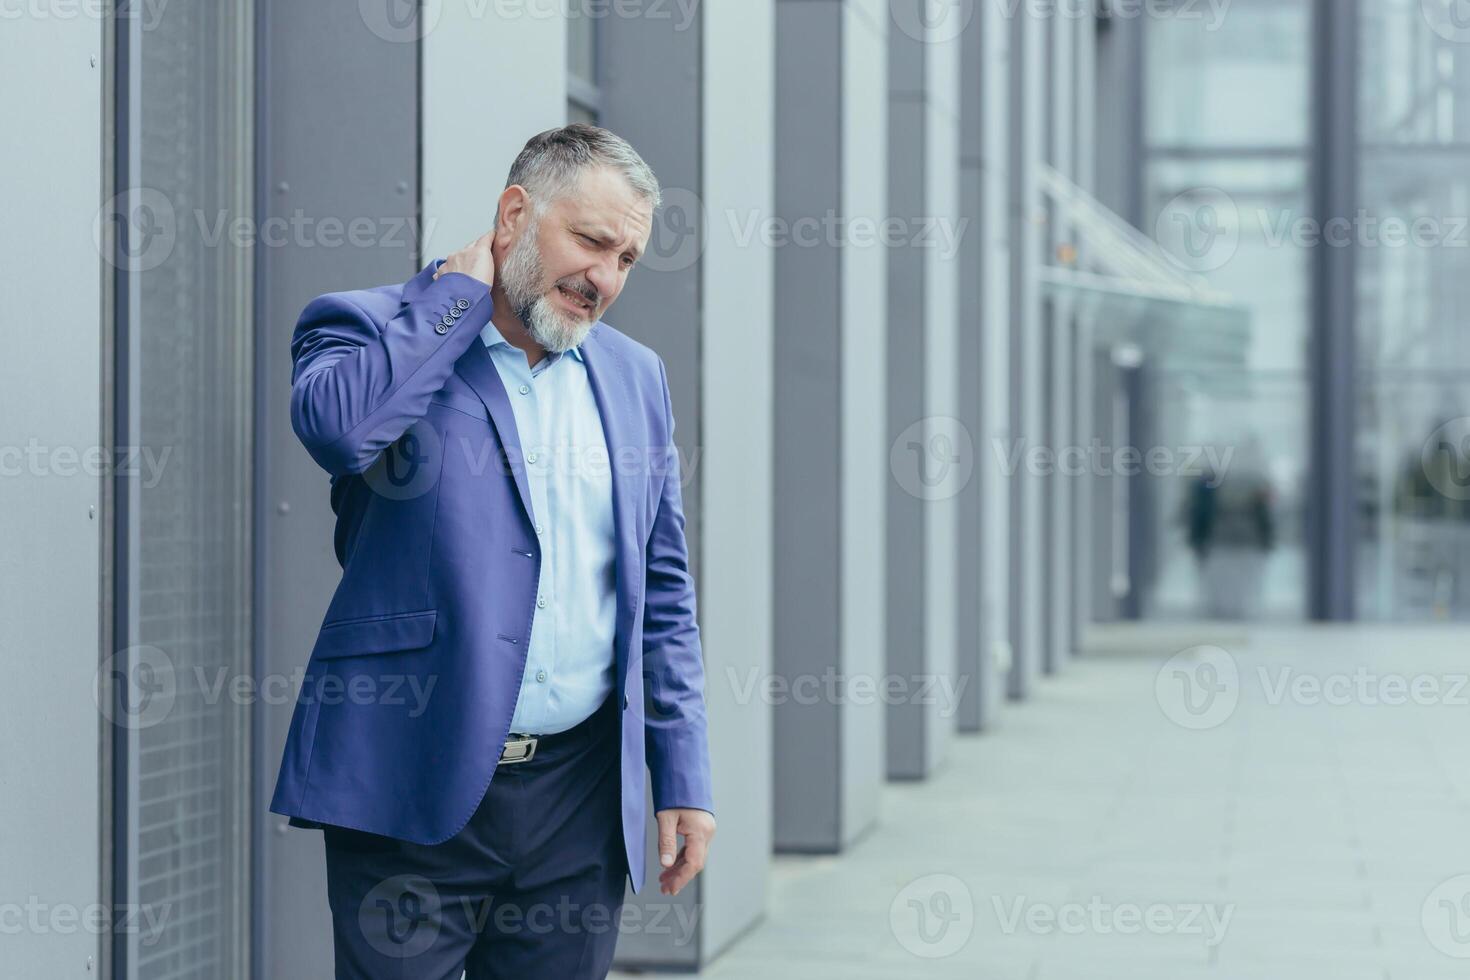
489, 284, 548, 368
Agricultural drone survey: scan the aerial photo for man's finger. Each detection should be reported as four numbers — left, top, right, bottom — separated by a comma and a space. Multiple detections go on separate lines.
657, 811, 679, 868
660, 850, 698, 895
681, 827, 709, 873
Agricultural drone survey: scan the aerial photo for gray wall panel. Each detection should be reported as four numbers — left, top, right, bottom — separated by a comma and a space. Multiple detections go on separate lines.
772, 0, 887, 852
956, 0, 987, 733
599, 6, 705, 971
884, 87, 928, 777
254, 4, 419, 977
773, 0, 845, 850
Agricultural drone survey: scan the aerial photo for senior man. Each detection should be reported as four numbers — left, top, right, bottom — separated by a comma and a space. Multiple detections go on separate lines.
269, 124, 715, 980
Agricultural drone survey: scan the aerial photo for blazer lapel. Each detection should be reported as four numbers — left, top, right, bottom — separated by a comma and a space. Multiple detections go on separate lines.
579, 324, 642, 689
453, 340, 538, 528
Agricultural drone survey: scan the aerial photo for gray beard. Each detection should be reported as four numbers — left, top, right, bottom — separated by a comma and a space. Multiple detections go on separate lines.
500, 219, 596, 354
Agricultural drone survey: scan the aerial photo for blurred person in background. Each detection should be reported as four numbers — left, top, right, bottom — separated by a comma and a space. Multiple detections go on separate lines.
1184, 435, 1276, 620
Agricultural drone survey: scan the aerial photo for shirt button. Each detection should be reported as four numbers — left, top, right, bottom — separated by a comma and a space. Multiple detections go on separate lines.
518, 384, 530, 395
534, 523, 544, 535
527, 452, 538, 464
536, 669, 548, 682
536, 596, 547, 608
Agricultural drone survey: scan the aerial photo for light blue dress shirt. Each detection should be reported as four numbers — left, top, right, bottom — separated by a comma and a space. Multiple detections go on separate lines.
480, 319, 619, 735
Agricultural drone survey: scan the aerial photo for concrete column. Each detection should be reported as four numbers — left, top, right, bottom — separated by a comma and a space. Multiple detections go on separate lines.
1070, 10, 1098, 655
771, 0, 888, 849
886, 4, 963, 777
1007, 4, 1044, 700
979, 0, 1016, 713
421, 4, 565, 258
598, 0, 776, 969
956, 15, 985, 732
1044, 8, 1075, 675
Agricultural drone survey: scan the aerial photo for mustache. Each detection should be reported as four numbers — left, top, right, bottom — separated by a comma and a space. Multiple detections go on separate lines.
556, 278, 599, 308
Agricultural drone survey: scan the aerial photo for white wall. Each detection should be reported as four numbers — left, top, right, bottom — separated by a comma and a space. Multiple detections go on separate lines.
421, 1, 567, 258
0, 12, 103, 978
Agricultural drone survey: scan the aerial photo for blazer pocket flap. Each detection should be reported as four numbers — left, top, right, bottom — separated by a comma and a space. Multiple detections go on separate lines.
313, 609, 438, 660
430, 390, 490, 420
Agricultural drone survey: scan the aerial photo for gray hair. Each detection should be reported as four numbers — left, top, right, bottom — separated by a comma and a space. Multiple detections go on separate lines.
504, 123, 661, 217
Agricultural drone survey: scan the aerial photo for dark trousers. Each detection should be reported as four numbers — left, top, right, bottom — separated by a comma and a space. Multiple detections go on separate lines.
322, 691, 628, 979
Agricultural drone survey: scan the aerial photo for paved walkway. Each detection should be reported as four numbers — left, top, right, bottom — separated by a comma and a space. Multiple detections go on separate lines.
626, 626, 1470, 979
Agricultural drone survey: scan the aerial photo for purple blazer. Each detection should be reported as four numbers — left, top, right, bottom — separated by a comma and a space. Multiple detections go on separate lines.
268, 257, 713, 894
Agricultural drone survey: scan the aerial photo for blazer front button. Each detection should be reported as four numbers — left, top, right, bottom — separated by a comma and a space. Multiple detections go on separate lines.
622, 694, 629, 710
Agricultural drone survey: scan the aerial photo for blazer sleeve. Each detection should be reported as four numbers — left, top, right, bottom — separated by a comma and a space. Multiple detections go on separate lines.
289, 269, 492, 476
641, 355, 715, 816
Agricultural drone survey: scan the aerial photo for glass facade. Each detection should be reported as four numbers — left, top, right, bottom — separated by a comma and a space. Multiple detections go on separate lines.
1141, 0, 1312, 620
1357, 0, 1470, 619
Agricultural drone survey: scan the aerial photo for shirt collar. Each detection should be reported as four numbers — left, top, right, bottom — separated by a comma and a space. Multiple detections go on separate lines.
480, 317, 586, 363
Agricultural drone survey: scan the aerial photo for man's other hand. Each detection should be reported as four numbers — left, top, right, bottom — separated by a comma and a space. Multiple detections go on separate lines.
655, 807, 715, 896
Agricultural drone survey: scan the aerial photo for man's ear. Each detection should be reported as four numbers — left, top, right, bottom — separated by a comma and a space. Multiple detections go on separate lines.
494, 185, 532, 251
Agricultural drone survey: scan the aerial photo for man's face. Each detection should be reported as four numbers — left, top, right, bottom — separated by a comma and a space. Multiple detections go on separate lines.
498, 166, 653, 353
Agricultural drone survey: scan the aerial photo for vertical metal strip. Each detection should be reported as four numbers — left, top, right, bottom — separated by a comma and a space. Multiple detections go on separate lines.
108, 7, 134, 980
1308, 0, 1359, 620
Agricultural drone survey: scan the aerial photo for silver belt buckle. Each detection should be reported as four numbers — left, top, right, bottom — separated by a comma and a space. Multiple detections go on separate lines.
499, 733, 538, 765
